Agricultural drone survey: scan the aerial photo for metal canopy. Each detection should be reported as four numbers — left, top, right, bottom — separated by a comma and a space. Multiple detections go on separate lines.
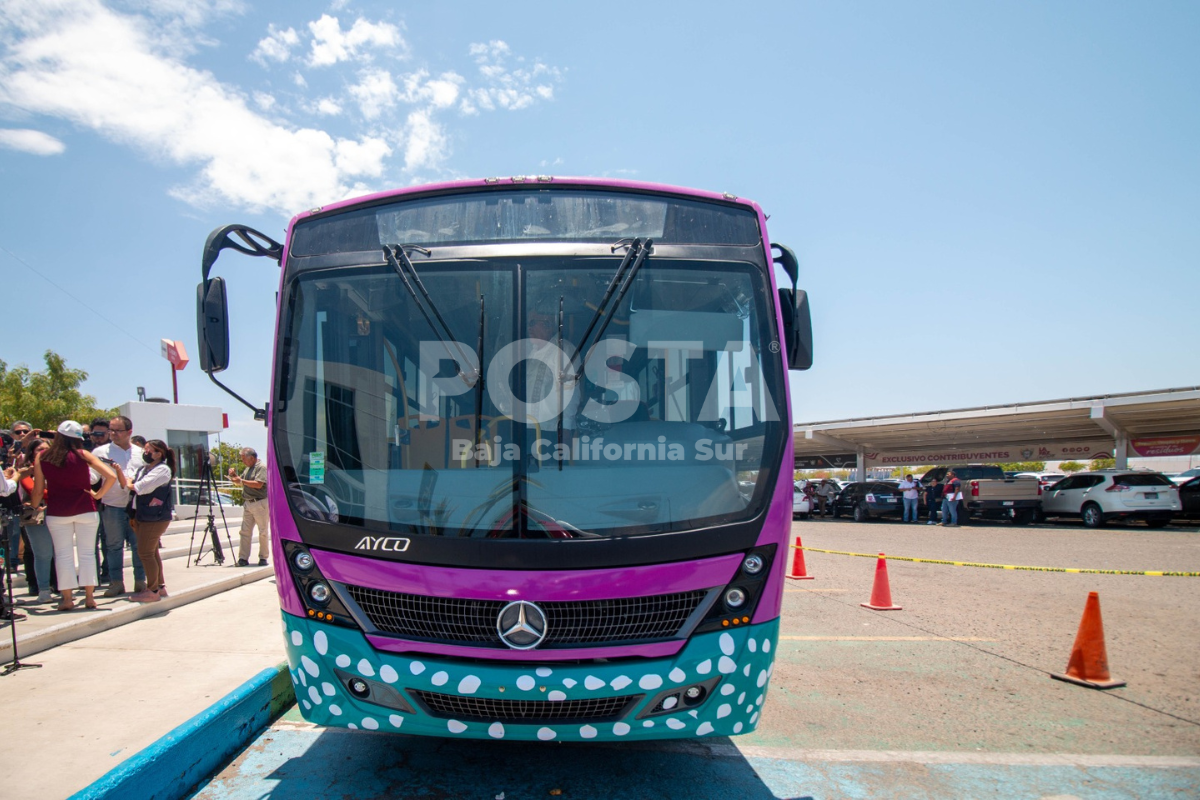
794, 387, 1200, 475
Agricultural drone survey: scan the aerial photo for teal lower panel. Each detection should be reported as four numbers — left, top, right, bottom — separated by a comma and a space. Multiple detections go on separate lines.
282, 614, 779, 742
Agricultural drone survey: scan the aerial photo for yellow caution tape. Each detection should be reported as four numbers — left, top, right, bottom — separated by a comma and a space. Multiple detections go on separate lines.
793, 545, 1200, 577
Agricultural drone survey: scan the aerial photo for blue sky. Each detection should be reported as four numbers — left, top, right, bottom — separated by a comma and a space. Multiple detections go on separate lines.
2, 1, 1198, 454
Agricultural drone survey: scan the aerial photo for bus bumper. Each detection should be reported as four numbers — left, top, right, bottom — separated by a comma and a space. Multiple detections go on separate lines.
282, 613, 779, 741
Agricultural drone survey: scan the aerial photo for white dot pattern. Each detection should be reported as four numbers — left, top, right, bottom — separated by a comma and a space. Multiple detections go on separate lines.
285, 616, 779, 741
638, 674, 663, 690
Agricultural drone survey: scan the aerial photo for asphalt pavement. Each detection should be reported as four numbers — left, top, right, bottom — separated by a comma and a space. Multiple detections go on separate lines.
192, 515, 1200, 799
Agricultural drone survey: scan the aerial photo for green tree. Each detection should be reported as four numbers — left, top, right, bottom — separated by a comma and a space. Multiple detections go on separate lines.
995, 461, 1047, 473
210, 440, 247, 505
1089, 457, 1115, 471
0, 350, 116, 429
1059, 461, 1085, 474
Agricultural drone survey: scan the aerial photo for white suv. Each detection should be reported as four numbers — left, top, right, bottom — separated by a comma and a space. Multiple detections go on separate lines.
1040, 470, 1180, 528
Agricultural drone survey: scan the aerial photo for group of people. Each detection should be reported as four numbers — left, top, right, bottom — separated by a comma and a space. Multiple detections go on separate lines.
801, 479, 840, 517
0, 416, 178, 619
895, 472, 963, 526
801, 471, 965, 526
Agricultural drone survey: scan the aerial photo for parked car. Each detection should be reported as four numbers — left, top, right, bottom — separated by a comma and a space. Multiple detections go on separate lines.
1175, 476, 1200, 520
832, 481, 904, 522
793, 481, 813, 519
1015, 472, 1066, 493
1039, 470, 1180, 528
1170, 468, 1200, 486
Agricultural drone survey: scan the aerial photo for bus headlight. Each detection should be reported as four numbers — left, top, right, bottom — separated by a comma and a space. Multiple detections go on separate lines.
309, 582, 332, 605
742, 554, 765, 575
293, 550, 315, 572
724, 587, 747, 609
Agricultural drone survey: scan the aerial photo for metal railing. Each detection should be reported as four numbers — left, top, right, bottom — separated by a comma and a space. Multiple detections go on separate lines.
172, 477, 243, 519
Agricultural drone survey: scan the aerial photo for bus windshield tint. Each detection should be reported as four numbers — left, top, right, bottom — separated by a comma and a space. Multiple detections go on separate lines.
289, 190, 761, 254
274, 256, 784, 541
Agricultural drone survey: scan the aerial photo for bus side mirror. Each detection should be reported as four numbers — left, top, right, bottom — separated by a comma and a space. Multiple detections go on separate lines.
772, 243, 813, 371
778, 287, 813, 370
196, 277, 230, 373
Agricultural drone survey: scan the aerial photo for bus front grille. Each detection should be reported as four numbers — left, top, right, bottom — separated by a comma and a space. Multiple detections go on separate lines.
344, 585, 709, 648
410, 690, 641, 723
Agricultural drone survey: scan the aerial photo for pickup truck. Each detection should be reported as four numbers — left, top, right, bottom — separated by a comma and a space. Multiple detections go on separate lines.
920, 465, 1041, 525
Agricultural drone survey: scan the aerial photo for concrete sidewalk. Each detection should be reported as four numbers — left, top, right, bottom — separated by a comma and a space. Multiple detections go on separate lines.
1, 579, 287, 800
2, 509, 273, 660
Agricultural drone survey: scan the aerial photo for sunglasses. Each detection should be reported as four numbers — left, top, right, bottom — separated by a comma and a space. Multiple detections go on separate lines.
90, 431, 109, 438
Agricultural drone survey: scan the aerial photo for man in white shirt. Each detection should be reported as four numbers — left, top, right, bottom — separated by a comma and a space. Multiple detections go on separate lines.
898, 473, 921, 523
92, 416, 146, 595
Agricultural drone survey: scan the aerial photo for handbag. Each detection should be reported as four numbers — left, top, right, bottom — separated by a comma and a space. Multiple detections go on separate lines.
20, 504, 45, 526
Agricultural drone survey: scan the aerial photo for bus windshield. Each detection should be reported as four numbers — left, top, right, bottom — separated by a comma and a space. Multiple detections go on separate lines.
275, 254, 785, 540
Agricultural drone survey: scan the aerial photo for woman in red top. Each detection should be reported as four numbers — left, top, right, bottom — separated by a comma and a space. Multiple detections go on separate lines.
31, 421, 116, 611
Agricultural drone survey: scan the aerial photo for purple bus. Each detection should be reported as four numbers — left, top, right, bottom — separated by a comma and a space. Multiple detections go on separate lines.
196, 178, 812, 741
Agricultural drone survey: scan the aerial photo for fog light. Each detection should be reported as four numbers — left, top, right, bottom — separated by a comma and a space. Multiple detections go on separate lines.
724, 587, 747, 609
742, 554, 764, 575
293, 551, 314, 571
348, 678, 369, 698
309, 582, 332, 605
683, 684, 707, 705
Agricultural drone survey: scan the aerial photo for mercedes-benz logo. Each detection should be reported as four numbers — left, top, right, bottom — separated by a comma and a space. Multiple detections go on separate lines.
497, 600, 548, 650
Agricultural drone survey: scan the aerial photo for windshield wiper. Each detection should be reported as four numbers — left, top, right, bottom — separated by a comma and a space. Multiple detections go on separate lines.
383, 245, 479, 387
473, 293, 486, 467
568, 237, 653, 382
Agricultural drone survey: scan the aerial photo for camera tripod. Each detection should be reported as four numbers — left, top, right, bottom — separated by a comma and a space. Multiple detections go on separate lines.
187, 456, 234, 567
0, 508, 41, 676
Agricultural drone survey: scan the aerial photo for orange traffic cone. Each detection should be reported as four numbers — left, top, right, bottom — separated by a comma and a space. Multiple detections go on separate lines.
1050, 592, 1126, 689
787, 536, 814, 580
860, 553, 902, 610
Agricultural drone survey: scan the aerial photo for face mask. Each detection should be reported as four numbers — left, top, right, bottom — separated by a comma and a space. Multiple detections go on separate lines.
143, 452, 156, 464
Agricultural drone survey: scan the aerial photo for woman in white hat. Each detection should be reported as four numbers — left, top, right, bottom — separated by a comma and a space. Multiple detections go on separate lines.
30, 421, 116, 611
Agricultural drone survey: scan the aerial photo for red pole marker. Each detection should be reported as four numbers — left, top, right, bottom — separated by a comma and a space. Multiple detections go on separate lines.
1051, 592, 1126, 689
860, 553, 902, 610
787, 536, 814, 580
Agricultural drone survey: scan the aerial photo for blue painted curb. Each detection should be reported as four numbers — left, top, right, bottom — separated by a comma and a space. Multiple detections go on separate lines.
68, 662, 295, 800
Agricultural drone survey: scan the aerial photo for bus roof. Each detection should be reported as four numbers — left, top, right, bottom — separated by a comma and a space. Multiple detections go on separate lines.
288, 176, 765, 230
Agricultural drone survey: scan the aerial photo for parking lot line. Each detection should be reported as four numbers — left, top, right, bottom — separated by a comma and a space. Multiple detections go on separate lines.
780, 636, 994, 642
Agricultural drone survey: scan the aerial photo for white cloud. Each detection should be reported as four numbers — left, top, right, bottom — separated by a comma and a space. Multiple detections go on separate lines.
0, 0, 391, 213
315, 97, 342, 116
307, 14, 403, 67
402, 109, 446, 172
0, 128, 66, 155
348, 67, 398, 120
397, 69, 463, 109
251, 24, 299, 65
0, 4, 565, 213
462, 39, 561, 113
